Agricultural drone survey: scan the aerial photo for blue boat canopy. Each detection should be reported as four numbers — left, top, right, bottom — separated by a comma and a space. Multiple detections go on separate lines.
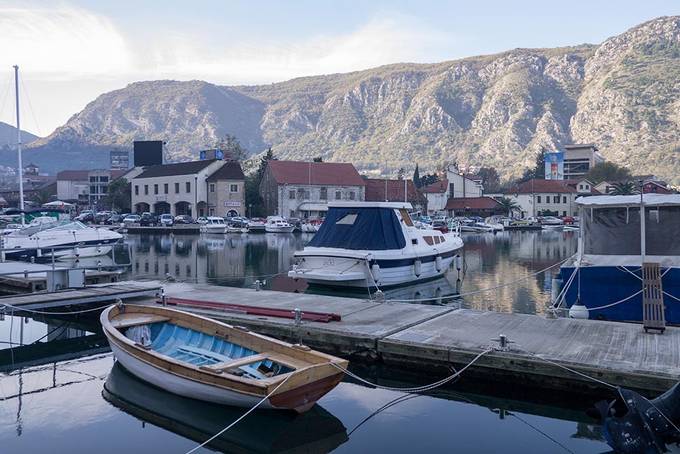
308, 207, 406, 250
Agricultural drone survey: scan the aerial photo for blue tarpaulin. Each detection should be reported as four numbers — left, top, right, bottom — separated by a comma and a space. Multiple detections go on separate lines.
308, 207, 406, 250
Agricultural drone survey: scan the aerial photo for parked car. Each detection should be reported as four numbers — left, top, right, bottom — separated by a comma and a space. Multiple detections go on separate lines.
94, 211, 112, 224
107, 213, 124, 224
75, 211, 94, 223
123, 214, 141, 225
159, 214, 174, 227
139, 213, 157, 226
174, 215, 195, 224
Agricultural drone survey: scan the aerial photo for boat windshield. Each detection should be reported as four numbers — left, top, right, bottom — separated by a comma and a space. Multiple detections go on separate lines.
308, 207, 406, 250
7, 220, 87, 237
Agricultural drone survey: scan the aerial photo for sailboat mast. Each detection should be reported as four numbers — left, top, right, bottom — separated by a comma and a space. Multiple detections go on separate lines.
14, 65, 24, 222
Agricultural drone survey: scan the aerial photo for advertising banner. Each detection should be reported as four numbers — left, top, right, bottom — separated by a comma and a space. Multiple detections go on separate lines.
544, 152, 564, 180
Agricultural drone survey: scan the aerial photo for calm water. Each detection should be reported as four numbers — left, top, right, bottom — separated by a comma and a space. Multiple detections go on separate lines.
0, 230, 615, 453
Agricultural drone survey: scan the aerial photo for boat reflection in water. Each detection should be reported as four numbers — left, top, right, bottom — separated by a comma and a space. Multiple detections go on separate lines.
102, 363, 349, 453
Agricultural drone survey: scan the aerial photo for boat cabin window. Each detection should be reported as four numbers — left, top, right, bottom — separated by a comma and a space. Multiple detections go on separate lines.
423, 236, 434, 245
434, 236, 441, 244
336, 213, 358, 225
440, 236, 445, 242
646, 206, 680, 255
399, 209, 414, 227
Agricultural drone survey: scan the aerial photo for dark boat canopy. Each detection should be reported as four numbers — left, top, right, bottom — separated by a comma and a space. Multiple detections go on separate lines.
308, 206, 406, 250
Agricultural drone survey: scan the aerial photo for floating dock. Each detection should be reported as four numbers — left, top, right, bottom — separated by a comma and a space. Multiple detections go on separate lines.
0, 261, 122, 294
121, 281, 680, 394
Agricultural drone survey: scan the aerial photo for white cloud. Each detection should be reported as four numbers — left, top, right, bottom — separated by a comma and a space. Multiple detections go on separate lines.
0, 4, 132, 78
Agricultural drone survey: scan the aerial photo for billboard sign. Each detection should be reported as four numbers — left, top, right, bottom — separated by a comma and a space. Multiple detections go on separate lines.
544, 152, 564, 180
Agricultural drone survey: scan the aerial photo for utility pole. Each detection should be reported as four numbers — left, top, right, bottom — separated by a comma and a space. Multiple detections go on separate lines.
14, 65, 24, 224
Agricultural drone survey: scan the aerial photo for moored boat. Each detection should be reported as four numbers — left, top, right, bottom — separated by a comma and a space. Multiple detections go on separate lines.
201, 216, 227, 234
265, 216, 296, 233
557, 194, 680, 324
288, 202, 464, 288
100, 304, 347, 412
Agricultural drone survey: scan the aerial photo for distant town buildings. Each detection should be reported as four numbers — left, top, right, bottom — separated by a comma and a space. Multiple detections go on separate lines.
444, 196, 504, 217
505, 178, 597, 218
259, 160, 365, 217
420, 165, 484, 215
544, 144, 605, 181
56, 169, 125, 208
130, 159, 245, 217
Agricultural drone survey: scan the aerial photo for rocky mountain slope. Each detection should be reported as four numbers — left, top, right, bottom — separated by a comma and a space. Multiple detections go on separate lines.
25, 16, 680, 182
0, 121, 37, 148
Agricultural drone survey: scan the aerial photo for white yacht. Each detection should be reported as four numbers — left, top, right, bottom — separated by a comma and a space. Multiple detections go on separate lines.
265, 216, 296, 233
201, 217, 227, 234
288, 202, 464, 288
3, 220, 122, 261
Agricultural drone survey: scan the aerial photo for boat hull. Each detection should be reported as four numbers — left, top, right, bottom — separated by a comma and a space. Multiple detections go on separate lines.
289, 248, 461, 288
4, 238, 118, 261
560, 265, 680, 324
265, 226, 296, 233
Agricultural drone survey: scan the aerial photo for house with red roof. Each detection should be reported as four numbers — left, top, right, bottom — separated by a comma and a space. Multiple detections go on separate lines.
504, 178, 597, 218
420, 168, 484, 215
444, 197, 505, 217
259, 160, 365, 217
364, 178, 426, 211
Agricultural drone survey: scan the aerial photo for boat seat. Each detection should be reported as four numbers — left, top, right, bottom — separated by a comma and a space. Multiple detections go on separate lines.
177, 345, 233, 363
112, 314, 170, 329
177, 345, 267, 378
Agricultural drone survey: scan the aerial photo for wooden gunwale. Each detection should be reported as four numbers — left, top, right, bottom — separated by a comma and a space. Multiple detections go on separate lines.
101, 304, 348, 398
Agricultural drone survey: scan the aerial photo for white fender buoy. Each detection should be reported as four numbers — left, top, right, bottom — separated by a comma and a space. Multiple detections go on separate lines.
569, 302, 589, 319
435, 255, 443, 272
414, 260, 422, 277
454, 255, 462, 271
371, 263, 381, 283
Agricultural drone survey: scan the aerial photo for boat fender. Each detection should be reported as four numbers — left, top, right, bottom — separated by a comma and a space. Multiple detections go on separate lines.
454, 255, 462, 271
371, 263, 381, 283
435, 255, 443, 272
569, 301, 589, 319
414, 260, 422, 277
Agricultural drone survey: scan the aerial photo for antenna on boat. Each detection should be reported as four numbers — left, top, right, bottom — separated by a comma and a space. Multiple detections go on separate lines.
14, 65, 24, 225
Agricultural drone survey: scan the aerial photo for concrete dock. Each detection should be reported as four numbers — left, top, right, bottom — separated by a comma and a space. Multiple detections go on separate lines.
129, 281, 680, 393
0, 262, 122, 294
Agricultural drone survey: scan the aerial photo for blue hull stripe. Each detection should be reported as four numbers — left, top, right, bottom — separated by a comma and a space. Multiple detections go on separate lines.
301, 248, 458, 269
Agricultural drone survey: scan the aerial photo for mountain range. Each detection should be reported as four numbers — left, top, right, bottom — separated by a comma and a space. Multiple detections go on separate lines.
12, 16, 680, 183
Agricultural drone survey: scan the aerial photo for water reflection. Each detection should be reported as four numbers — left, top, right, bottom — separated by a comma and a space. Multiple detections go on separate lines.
103, 363, 349, 453
123, 231, 577, 315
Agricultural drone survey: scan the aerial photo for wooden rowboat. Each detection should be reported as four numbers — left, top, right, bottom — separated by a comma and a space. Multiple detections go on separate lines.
100, 303, 348, 413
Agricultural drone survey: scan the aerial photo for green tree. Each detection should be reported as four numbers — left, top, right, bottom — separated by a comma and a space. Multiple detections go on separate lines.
497, 197, 520, 216
245, 148, 275, 217
519, 149, 547, 182
107, 178, 131, 212
214, 134, 247, 161
610, 181, 639, 195
419, 173, 440, 187
477, 167, 501, 192
412, 164, 421, 188
312, 156, 323, 162
397, 167, 405, 180
585, 162, 632, 184
30, 189, 53, 206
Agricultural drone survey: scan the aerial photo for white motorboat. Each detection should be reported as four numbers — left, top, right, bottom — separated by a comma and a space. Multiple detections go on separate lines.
3, 220, 122, 261
201, 217, 227, 234
265, 216, 296, 233
484, 216, 506, 232
247, 218, 266, 233
288, 202, 464, 288
225, 224, 249, 234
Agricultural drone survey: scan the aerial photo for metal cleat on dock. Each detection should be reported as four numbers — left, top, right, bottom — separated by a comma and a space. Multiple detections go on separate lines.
491, 334, 515, 351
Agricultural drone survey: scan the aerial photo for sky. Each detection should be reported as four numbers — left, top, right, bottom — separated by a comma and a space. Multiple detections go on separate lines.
0, 0, 677, 136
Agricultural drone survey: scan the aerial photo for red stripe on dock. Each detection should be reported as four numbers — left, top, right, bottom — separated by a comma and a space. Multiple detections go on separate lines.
163, 297, 342, 323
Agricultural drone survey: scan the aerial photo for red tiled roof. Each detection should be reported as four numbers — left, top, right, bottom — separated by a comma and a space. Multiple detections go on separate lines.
506, 179, 596, 194
445, 197, 503, 211
364, 179, 425, 203
56, 170, 89, 180
421, 179, 448, 193
266, 161, 365, 186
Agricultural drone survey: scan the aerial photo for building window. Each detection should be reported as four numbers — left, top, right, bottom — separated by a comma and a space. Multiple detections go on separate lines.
290, 210, 295, 217
579, 184, 583, 190
163, 183, 168, 194
289, 190, 296, 199
144, 185, 149, 195
90, 185, 97, 194
553, 195, 559, 203
209, 208, 215, 216
230, 184, 238, 193
100, 176, 109, 182
134, 185, 139, 195
335, 191, 341, 200
209, 183, 215, 193
537, 195, 541, 203
186, 182, 191, 193
320, 187, 327, 200
101, 186, 108, 194
562, 211, 567, 216
562, 196, 567, 203
89, 176, 97, 183
349, 191, 355, 200
175, 182, 180, 193
154, 184, 159, 195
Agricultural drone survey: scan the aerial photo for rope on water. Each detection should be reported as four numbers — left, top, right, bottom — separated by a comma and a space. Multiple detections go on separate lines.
183, 373, 292, 454
330, 348, 492, 393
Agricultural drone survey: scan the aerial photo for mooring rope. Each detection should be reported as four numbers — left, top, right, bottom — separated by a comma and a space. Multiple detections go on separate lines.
330, 348, 492, 393
183, 373, 293, 454
552, 289, 644, 313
